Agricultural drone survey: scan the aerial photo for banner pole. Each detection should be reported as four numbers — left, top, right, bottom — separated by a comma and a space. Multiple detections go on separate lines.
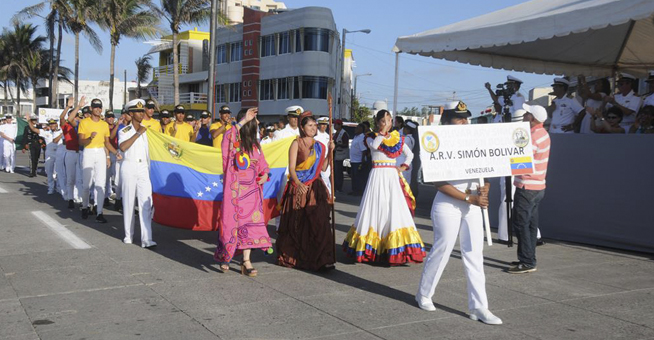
480, 177, 493, 246
328, 93, 336, 263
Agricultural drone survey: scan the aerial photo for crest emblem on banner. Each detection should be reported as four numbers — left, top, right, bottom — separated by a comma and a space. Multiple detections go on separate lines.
421, 131, 440, 153
166, 142, 183, 159
512, 128, 529, 148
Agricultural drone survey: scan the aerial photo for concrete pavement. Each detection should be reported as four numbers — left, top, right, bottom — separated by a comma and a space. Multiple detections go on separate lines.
1, 153, 653, 340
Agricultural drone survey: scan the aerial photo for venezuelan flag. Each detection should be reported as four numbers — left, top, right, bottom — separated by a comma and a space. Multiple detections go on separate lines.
510, 156, 534, 175
146, 129, 294, 231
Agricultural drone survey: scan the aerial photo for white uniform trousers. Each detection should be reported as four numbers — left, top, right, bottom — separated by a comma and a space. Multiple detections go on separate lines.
114, 157, 123, 200
82, 148, 107, 214
64, 150, 79, 201
45, 150, 57, 193
75, 152, 84, 202
55, 146, 67, 198
0, 141, 4, 170
497, 177, 541, 241
418, 193, 489, 311
321, 166, 332, 196
121, 161, 153, 244
105, 153, 117, 199
3, 142, 15, 172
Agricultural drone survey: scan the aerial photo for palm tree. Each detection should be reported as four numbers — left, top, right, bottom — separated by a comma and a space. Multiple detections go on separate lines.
1, 24, 46, 116
0, 32, 12, 108
59, 0, 103, 101
135, 55, 152, 98
25, 49, 73, 113
97, 0, 160, 110
14, 0, 68, 109
153, 0, 212, 105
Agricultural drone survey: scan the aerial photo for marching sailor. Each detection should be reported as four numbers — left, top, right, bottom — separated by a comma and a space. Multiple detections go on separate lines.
0, 114, 17, 173
272, 106, 301, 141
119, 99, 156, 248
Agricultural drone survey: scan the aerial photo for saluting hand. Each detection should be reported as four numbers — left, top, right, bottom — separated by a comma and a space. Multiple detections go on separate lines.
66, 97, 74, 108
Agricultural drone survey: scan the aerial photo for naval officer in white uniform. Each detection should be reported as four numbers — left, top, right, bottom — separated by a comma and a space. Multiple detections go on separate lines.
119, 99, 156, 248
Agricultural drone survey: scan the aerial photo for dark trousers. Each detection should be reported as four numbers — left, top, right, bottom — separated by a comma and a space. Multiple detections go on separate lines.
29, 144, 41, 175
513, 187, 545, 267
350, 162, 362, 193
334, 160, 344, 191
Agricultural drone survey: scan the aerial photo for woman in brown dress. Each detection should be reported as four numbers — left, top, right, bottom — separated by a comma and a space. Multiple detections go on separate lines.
276, 113, 335, 271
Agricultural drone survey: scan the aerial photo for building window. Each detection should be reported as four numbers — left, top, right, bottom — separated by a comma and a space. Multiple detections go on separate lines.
215, 84, 226, 103
277, 77, 289, 100
261, 35, 275, 57
295, 30, 302, 52
259, 79, 274, 101
229, 82, 241, 103
217, 44, 227, 64
230, 41, 242, 62
278, 32, 290, 55
302, 76, 329, 99
293, 76, 301, 99
303, 28, 330, 52
248, 81, 251, 87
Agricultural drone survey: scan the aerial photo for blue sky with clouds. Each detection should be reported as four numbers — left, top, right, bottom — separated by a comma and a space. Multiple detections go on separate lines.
1, 0, 556, 114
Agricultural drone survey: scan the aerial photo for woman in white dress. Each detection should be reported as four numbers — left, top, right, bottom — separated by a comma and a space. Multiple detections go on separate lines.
415, 101, 502, 325
343, 110, 426, 265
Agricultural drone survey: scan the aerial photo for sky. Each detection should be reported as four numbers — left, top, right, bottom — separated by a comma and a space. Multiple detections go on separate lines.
0, 0, 556, 115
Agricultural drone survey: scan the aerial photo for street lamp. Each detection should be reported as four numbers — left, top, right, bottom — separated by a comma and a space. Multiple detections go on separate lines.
340, 28, 371, 120
351, 73, 372, 119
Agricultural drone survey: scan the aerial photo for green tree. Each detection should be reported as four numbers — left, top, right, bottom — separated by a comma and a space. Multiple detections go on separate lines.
153, 0, 213, 105
97, 0, 160, 110
59, 0, 103, 101
135, 54, 152, 98
351, 97, 372, 124
398, 106, 420, 116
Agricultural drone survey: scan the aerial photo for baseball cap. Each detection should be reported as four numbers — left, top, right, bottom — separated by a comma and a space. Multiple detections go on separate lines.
200, 111, 210, 119
90, 98, 103, 108
174, 105, 185, 113
145, 99, 156, 109
218, 105, 231, 114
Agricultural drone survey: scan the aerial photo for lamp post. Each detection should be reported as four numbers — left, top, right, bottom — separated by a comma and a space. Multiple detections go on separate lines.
340, 28, 370, 120
351, 73, 372, 119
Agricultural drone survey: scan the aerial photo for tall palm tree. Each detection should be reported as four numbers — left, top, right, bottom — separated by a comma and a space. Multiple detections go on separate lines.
135, 55, 152, 98
25, 49, 73, 113
14, 0, 68, 109
0, 32, 11, 107
59, 0, 103, 101
1, 24, 46, 116
153, 0, 212, 105
97, 0, 160, 110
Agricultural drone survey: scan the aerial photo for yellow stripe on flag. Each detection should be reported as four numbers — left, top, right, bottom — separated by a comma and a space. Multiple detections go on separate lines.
510, 156, 532, 164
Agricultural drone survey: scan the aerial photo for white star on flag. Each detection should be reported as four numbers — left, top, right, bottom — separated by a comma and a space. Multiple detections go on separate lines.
212, 182, 218, 187
205, 186, 211, 192
197, 191, 203, 197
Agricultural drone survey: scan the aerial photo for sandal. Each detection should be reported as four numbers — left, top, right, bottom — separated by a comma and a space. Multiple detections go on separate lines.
218, 264, 230, 273
241, 260, 258, 277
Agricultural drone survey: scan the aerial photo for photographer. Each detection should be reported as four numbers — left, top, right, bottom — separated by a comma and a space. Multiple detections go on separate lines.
484, 75, 525, 123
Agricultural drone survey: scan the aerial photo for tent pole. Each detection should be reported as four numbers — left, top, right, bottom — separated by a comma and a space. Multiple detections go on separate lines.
392, 52, 400, 115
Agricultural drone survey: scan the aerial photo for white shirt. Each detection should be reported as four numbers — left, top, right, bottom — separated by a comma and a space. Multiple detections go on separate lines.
550, 96, 584, 133
314, 131, 329, 147
611, 90, 641, 129
260, 136, 273, 145
643, 93, 654, 107
40, 129, 61, 154
1, 123, 18, 146
118, 125, 149, 164
272, 124, 299, 141
495, 92, 526, 123
349, 134, 366, 163
580, 94, 606, 134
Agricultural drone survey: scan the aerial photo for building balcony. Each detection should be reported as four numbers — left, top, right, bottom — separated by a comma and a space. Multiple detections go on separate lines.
159, 92, 207, 105
153, 64, 189, 80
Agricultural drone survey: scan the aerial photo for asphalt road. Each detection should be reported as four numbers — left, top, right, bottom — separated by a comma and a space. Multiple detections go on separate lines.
1, 152, 653, 340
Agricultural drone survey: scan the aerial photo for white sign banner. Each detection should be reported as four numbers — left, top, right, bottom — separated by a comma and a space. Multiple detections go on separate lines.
418, 122, 535, 183
38, 108, 62, 124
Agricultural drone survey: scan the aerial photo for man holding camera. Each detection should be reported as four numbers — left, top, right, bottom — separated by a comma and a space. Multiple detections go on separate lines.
485, 75, 525, 123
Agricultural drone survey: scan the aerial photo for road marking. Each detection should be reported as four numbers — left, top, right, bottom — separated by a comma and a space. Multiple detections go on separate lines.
0, 185, 7, 193
31, 211, 92, 249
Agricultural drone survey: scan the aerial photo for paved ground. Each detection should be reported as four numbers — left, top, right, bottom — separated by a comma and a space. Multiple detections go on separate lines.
1, 153, 653, 340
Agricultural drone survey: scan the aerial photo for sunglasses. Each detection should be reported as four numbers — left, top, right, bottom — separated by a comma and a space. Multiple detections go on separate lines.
606, 116, 619, 120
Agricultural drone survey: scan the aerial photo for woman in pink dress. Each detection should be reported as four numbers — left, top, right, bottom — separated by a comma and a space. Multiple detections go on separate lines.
214, 107, 272, 277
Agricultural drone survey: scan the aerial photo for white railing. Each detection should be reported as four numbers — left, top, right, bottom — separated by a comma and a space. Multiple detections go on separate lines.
153, 64, 189, 79
159, 92, 207, 105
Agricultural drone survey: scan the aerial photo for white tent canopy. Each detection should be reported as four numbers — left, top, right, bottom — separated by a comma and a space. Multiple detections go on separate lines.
393, 0, 654, 77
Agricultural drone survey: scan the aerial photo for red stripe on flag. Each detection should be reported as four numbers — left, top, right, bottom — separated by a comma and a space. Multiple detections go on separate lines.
152, 193, 280, 231
511, 168, 533, 176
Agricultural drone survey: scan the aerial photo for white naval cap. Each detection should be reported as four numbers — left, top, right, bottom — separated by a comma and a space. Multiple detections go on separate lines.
126, 99, 146, 112
646, 70, 654, 82
30, 114, 38, 120
552, 77, 570, 86
443, 101, 459, 110
507, 75, 523, 83
405, 120, 418, 129
522, 103, 548, 123
512, 109, 527, 122
619, 73, 636, 81
317, 117, 329, 124
285, 105, 303, 116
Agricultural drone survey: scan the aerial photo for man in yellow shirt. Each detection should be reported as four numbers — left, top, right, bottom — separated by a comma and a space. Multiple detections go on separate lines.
78, 98, 121, 223
210, 105, 233, 148
160, 110, 171, 133
141, 99, 162, 132
165, 105, 196, 142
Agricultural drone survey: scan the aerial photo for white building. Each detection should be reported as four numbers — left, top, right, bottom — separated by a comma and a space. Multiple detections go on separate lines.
213, 6, 348, 120
35, 79, 141, 112
1, 87, 34, 116
221, 0, 287, 25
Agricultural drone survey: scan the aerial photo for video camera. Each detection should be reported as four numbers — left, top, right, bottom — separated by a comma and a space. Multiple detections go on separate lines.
495, 83, 516, 122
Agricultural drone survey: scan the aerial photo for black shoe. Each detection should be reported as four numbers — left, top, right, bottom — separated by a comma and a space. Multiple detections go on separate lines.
28, 173, 35, 178
507, 263, 537, 274
68, 200, 75, 210
537, 240, 546, 246
95, 214, 107, 223
91, 205, 97, 215
114, 199, 122, 212
496, 240, 510, 245
81, 208, 89, 219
